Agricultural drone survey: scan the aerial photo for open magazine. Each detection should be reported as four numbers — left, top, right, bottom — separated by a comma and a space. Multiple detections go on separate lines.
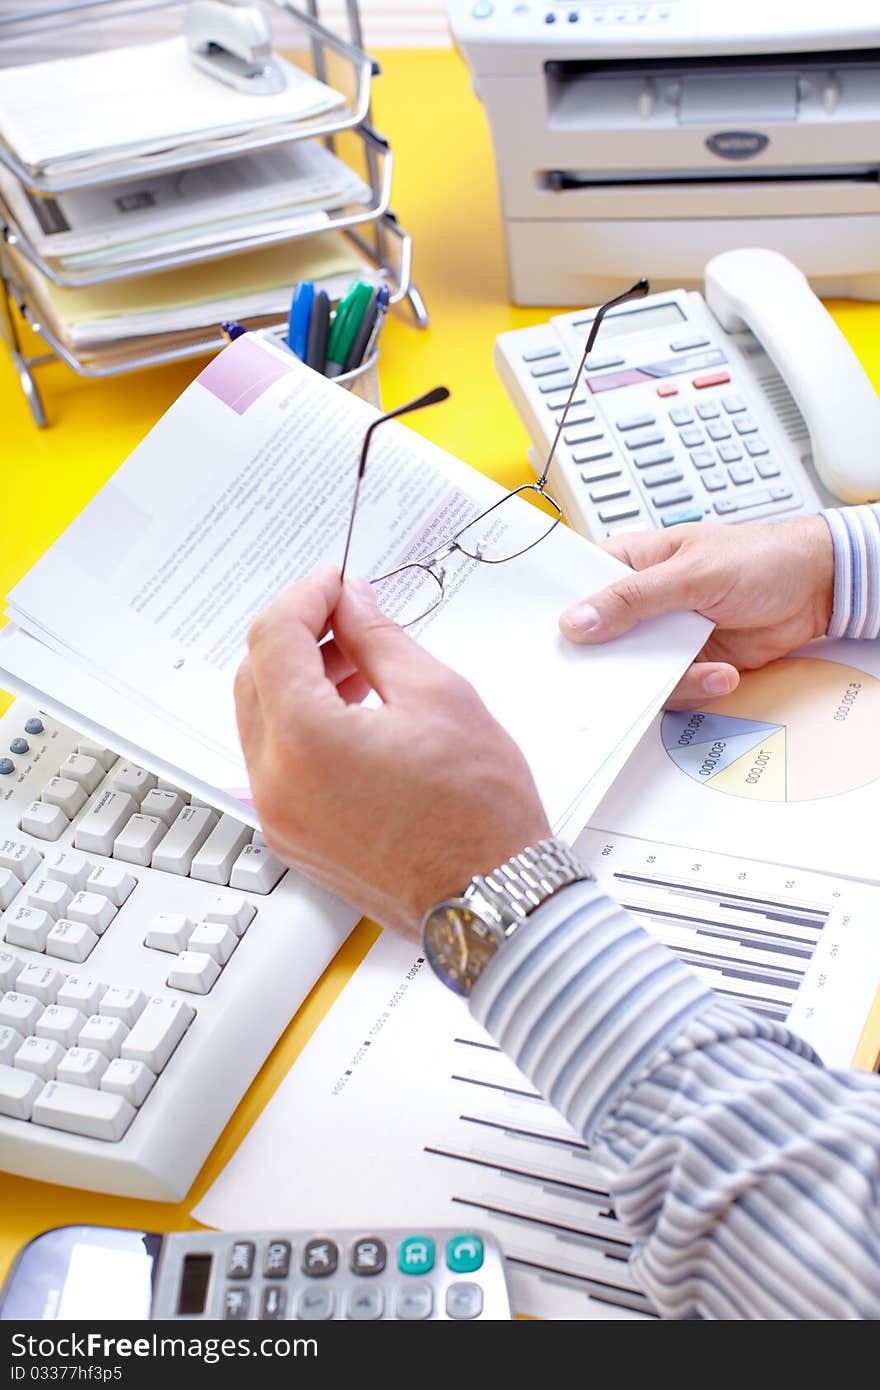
0, 332, 710, 839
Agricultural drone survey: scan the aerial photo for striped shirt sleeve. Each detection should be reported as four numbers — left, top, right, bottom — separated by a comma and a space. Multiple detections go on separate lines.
469, 879, 880, 1319
822, 504, 880, 639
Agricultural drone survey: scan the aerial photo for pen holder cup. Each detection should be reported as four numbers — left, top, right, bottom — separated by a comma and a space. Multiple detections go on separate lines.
333, 348, 381, 409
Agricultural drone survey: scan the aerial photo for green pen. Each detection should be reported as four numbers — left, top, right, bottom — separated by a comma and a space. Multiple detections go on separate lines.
325, 280, 375, 378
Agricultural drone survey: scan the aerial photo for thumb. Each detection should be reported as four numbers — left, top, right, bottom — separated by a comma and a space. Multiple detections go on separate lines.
560, 555, 705, 643
332, 576, 449, 703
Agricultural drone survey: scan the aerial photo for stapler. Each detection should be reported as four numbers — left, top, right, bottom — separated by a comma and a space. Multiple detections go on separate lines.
185, 0, 287, 95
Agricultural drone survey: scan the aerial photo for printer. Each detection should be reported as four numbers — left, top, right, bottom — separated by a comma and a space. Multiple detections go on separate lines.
445, 1, 880, 304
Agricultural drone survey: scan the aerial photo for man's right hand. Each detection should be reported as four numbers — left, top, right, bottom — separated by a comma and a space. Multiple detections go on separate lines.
559, 516, 834, 709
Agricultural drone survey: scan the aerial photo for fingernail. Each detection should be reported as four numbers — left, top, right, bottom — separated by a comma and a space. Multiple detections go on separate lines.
563, 602, 601, 633
703, 670, 736, 696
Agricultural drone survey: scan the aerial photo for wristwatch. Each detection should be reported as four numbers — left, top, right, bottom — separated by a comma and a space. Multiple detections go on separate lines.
421, 837, 591, 997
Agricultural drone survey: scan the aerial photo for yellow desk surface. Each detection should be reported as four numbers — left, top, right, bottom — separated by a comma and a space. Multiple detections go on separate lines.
2, 47, 880, 1285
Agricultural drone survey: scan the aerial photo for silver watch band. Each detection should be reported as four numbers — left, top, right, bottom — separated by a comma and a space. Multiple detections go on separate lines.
464, 837, 591, 938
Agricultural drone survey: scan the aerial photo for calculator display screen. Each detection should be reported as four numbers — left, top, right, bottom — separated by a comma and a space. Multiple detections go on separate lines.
0, 1226, 159, 1320
177, 1254, 213, 1315
572, 301, 686, 341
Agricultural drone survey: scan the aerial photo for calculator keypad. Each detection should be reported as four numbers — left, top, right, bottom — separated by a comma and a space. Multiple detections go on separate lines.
155, 1228, 511, 1321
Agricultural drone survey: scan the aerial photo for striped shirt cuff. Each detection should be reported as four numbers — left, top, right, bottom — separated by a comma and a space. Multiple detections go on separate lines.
468, 879, 715, 1141
821, 504, 880, 639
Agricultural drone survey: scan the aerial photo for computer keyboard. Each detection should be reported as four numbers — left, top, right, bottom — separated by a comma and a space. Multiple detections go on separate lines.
0, 697, 357, 1201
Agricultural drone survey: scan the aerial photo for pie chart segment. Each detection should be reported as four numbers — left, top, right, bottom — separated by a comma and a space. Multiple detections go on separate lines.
661, 656, 880, 803
709, 725, 787, 801
666, 723, 784, 780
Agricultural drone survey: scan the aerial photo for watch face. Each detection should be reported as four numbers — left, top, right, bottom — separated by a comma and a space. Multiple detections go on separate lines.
422, 901, 499, 997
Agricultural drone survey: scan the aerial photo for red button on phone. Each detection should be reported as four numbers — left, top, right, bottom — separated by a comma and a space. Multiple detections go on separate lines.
656, 383, 679, 397
692, 370, 731, 389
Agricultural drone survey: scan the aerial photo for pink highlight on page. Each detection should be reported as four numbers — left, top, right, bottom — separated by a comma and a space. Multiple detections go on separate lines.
198, 335, 292, 415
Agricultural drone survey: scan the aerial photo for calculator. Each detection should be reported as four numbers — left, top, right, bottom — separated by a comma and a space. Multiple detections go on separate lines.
0, 1225, 513, 1321
494, 282, 826, 543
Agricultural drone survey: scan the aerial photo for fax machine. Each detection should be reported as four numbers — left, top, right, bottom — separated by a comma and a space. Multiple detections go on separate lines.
445, 1, 880, 304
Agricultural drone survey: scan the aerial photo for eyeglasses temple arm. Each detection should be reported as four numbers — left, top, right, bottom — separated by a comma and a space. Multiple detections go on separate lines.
535, 277, 650, 492
339, 385, 450, 581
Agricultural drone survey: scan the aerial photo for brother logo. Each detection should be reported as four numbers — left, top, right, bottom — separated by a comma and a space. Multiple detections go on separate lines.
706, 131, 770, 160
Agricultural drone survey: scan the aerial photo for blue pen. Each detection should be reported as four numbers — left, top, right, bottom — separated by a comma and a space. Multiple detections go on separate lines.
287, 281, 314, 360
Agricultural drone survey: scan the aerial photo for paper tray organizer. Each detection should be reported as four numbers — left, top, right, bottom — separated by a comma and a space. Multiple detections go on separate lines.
0, 0, 426, 426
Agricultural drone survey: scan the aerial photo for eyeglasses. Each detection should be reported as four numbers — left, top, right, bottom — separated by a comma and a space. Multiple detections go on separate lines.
340, 277, 650, 626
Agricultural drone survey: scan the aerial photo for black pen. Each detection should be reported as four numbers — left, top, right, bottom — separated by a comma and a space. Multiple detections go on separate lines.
305, 290, 330, 374
342, 288, 378, 373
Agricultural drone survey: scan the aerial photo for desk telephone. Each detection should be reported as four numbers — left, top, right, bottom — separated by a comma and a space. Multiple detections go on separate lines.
495, 249, 880, 542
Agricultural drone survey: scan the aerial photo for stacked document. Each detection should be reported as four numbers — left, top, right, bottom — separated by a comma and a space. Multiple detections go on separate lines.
9, 233, 375, 355
0, 333, 710, 835
0, 141, 372, 274
0, 37, 345, 180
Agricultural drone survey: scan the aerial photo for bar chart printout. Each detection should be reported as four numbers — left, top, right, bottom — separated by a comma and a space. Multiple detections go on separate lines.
195, 832, 880, 1321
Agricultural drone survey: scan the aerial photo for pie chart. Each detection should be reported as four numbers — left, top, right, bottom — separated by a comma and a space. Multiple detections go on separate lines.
661, 656, 880, 802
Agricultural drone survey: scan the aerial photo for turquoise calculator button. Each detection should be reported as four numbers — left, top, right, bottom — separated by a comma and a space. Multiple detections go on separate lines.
398, 1236, 435, 1275
446, 1234, 484, 1274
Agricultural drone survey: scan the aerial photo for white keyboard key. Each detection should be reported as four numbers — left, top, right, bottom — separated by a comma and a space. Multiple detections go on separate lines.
45, 919, 99, 964
85, 863, 135, 907
15, 963, 64, 1005
32, 1079, 136, 1141
166, 951, 220, 995
251, 830, 267, 847
77, 1014, 128, 1060
41, 777, 87, 819
14, 1035, 64, 1081
46, 850, 91, 892
110, 763, 157, 804
190, 816, 251, 886
3, 906, 54, 951
0, 991, 42, 1034
0, 1025, 24, 1065
59, 753, 103, 794
113, 814, 165, 867
203, 894, 256, 937
25, 876, 73, 920
56, 975, 105, 1014
229, 844, 286, 895
99, 986, 147, 1027
144, 913, 194, 954
74, 790, 137, 856
76, 740, 117, 772
189, 797, 213, 809
36, 1005, 86, 1048
121, 996, 194, 1071
0, 868, 19, 910
101, 1058, 155, 1107
157, 778, 185, 793
0, 1063, 41, 1119
188, 922, 237, 965
57, 1046, 109, 1088
152, 807, 218, 877
0, 950, 22, 991
139, 789, 185, 828
20, 801, 68, 842
67, 891, 116, 935
0, 840, 42, 882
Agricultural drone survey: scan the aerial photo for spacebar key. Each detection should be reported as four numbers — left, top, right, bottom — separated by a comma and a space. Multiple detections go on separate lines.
121, 996, 195, 1071
32, 1080, 135, 1141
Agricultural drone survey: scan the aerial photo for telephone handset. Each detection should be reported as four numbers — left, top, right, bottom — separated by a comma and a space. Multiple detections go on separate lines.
705, 249, 880, 506
494, 248, 880, 542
